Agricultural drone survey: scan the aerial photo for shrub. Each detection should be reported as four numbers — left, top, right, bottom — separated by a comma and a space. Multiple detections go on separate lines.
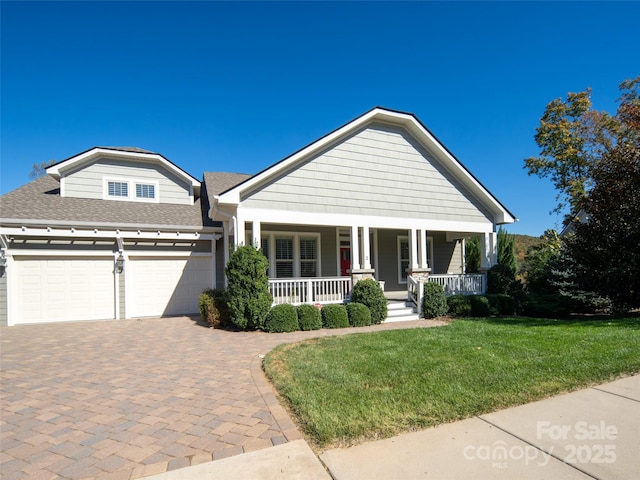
422, 282, 448, 318
297, 304, 322, 331
483, 294, 502, 316
265, 304, 299, 333
487, 263, 519, 295
469, 295, 493, 317
321, 304, 349, 329
198, 289, 230, 328
346, 302, 371, 327
350, 278, 387, 324
521, 293, 575, 318
496, 294, 517, 316
225, 245, 273, 330
447, 295, 472, 317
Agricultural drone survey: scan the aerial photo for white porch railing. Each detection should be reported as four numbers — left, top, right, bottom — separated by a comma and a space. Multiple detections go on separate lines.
428, 274, 487, 296
269, 277, 352, 306
408, 273, 487, 308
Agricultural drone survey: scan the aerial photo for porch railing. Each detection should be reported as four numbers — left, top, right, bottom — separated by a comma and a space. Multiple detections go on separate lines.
269, 277, 352, 306
427, 274, 487, 296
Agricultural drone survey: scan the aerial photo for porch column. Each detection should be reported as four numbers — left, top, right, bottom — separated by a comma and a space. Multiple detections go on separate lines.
351, 224, 360, 271
410, 228, 418, 270
211, 238, 217, 289
480, 231, 497, 270
252, 220, 261, 249
419, 229, 429, 269
235, 215, 245, 249
362, 225, 371, 269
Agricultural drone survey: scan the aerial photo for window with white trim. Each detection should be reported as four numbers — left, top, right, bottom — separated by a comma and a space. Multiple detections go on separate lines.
135, 183, 155, 199
398, 237, 410, 284
275, 238, 294, 278
299, 237, 318, 277
107, 181, 129, 198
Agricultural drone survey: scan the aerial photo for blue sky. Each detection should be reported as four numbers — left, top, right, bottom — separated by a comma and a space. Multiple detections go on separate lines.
1, 1, 638, 236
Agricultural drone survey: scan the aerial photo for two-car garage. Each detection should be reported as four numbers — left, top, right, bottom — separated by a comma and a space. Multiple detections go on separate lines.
8, 250, 214, 326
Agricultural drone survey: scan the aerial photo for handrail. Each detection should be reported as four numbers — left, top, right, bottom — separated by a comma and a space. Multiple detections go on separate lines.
269, 276, 352, 306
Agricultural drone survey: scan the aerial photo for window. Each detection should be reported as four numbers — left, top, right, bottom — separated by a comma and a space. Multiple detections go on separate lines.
275, 238, 294, 277
136, 183, 155, 199
299, 237, 317, 277
399, 237, 409, 283
107, 181, 128, 198
261, 237, 270, 276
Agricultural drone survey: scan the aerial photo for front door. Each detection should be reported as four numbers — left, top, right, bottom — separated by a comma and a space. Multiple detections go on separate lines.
340, 247, 351, 276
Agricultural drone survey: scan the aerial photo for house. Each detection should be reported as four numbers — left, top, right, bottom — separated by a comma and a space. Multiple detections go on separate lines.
0, 108, 516, 326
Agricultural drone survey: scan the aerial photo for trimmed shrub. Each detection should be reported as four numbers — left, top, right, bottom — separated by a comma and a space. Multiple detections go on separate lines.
447, 295, 472, 317
350, 278, 387, 324
198, 289, 231, 328
265, 304, 299, 333
225, 245, 273, 330
346, 302, 371, 327
496, 294, 517, 316
521, 293, 575, 318
422, 282, 448, 318
483, 294, 502, 316
321, 304, 349, 329
297, 304, 322, 331
469, 295, 493, 317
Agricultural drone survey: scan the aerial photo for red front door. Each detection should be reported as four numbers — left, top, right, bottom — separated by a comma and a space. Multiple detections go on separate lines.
340, 247, 351, 276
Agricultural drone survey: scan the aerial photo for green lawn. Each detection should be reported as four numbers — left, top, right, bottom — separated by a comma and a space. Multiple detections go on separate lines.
264, 317, 640, 448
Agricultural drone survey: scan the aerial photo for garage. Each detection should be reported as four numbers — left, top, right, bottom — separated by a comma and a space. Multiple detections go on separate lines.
127, 256, 213, 318
13, 256, 116, 325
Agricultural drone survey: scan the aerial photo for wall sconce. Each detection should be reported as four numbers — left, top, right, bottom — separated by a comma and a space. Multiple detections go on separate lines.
115, 254, 125, 274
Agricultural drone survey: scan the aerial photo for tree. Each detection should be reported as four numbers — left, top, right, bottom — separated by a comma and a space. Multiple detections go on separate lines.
224, 245, 273, 330
524, 78, 638, 218
521, 229, 562, 294
563, 142, 640, 311
29, 159, 57, 180
497, 227, 517, 275
464, 236, 480, 273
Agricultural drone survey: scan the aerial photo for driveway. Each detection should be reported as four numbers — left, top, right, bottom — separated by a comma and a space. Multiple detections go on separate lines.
0, 316, 440, 480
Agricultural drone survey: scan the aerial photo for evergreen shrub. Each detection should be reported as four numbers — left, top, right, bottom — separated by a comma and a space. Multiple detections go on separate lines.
297, 304, 322, 331
321, 304, 349, 329
350, 278, 387, 324
265, 304, 300, 333
346, 302, 371, 327
422, 282, 448, 318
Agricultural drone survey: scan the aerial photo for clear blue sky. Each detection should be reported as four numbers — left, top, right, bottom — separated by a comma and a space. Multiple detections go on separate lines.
1, 1, 638, 236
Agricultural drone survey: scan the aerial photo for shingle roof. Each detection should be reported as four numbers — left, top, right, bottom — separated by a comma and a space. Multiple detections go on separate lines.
0, 176, 215, 229
202, 172, 252, 208
98, 146, 156, 154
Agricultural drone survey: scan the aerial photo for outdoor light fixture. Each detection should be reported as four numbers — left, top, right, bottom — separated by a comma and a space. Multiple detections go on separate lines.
115, 254, 125, 274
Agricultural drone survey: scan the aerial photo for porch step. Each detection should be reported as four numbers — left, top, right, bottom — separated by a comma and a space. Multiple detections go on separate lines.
384, 300, 419, 322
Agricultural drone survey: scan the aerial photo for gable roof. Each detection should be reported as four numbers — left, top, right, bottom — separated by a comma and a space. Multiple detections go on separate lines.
0, 175, 215, 230
203, 172, 253, 210
215, 107, 516, 225
46, 146, 202, 196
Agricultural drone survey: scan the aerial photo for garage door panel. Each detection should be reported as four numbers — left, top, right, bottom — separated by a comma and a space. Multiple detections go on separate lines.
129, 257, 212, 318
14, 257, 115, 325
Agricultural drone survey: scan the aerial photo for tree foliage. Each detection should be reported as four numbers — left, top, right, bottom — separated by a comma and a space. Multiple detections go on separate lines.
225, 245, 273, 330
497, 227, 517, 275
562, 142, 640, 311
464, 236, 480, 273
29, 159, 57, 180
524, 79, 637, 216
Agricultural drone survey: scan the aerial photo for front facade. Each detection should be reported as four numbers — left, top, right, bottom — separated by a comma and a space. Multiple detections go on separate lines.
0, 108, 515, 326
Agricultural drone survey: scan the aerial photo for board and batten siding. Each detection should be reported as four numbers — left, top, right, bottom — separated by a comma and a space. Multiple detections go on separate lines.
63, 158, 192, 205
241, 124, 494, 223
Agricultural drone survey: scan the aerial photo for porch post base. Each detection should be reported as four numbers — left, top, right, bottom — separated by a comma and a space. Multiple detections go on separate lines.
349, 268, 376, 285
407, 267, 431, 281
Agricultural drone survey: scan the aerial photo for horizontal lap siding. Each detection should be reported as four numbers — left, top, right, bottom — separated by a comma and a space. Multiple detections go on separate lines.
64, 158, 191, 205
242, 124, 493, 222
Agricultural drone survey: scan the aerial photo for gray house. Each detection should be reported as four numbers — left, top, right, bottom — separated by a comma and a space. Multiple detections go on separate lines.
0, 107, 516, 326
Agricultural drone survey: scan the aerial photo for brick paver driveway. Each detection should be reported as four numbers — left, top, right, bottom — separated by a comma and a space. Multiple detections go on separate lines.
1, 316, 441, 479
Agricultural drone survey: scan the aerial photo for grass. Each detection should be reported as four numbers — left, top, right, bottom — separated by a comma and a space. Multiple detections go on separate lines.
264, 317, 640, 448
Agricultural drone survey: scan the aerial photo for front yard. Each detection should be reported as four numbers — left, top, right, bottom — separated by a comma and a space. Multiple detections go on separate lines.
264, 317, 640, 448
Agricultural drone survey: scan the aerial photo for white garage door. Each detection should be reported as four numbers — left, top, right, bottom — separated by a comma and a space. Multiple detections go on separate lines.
14, 257, 115, 325
128, 256, 212, 318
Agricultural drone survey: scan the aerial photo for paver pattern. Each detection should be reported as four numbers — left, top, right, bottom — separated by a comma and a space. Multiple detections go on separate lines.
1, 316, 442, 479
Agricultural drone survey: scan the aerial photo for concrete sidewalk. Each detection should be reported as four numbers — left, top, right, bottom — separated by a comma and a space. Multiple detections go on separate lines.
153, 375, 639, 480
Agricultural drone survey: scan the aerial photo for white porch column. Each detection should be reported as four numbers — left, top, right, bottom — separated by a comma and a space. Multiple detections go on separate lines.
351, 224, 360, 271
235, 214, 245, 249
211, 238, 217, 289
481, 231, 497, 270
410, 228, 418, 270
252, 220, 261, 249
419, 229, 429, 269
362, 225, 371, 269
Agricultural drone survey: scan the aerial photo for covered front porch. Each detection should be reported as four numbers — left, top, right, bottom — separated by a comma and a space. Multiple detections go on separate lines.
222, 220, 495, 310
